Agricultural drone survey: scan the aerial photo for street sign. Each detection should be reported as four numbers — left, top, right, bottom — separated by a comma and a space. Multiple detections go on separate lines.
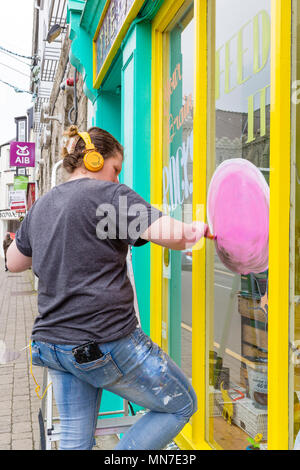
10, 142, 35, 167
8, 190, 27, 212
0, 210, 25, 220
14, 175, 28, 191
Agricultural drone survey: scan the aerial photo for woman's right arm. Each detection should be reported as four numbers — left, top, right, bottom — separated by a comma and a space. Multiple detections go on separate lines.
140, 215, 207, 251
7, 241, 32, 273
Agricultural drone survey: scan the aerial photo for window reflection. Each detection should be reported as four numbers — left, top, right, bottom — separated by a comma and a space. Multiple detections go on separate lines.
292, 0, 300, 450
208, 0, 270, 450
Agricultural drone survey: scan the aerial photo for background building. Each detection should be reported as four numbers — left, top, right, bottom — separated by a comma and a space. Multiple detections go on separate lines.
0, 110, 35, 260
31, 0, 89, 196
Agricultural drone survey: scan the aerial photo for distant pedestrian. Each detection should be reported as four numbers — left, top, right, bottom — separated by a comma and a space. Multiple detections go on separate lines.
3, 233, 13, 271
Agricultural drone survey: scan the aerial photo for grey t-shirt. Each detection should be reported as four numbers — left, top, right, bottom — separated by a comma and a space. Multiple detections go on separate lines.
15, 178, 163, 345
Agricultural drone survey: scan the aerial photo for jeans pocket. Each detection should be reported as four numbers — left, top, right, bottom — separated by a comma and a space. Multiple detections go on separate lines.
31, 342, 45, 367
72, 352, 124, 387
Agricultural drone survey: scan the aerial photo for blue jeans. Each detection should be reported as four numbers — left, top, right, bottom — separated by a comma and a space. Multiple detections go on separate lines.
31, 327, 197, 450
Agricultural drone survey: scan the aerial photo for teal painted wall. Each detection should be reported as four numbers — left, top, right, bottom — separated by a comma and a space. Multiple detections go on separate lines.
131, 23, 152, 337
120, 23, 152, 336
168, 26, 183, 367
122, 29, 135, 190
95, 92, 121, 141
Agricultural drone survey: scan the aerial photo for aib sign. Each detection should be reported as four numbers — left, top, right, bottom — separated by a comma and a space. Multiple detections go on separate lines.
10, 142, 35, 167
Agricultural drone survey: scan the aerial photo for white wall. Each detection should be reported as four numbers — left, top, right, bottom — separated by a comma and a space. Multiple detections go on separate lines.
0, 144, 13, 258
87, 99, 95, 128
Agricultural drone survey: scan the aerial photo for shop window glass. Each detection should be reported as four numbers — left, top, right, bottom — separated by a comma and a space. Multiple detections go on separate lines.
161, 1, 194, 380
207, 0, 270, 450
291, 0, 300, 451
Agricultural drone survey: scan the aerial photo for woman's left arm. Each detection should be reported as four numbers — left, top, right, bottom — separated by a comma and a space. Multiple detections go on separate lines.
7, 240, 32, 273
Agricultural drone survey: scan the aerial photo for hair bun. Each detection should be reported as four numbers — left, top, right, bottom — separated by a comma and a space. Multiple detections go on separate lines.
68, 125, 79, 137
64, 125, 79, 138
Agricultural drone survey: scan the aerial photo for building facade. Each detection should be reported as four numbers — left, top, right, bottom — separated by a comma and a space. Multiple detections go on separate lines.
31, 0, 90, 196
0, 109, 36, 260
0, 140, 20, 253
31, 0, 300, 450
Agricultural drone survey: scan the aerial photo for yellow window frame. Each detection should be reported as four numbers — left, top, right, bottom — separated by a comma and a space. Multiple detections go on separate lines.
151, 0, 291, 451
268, 0, 291, 450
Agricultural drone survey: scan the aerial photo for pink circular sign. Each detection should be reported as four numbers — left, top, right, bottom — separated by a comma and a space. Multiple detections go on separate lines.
207, 159, 269, 275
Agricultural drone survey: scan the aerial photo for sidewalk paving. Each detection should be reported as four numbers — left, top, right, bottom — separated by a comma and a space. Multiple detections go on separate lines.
0, 267, 119, 450
0, 268, 40, 450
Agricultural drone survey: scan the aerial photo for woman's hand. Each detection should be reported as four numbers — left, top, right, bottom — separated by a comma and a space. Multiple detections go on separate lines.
185, 222, 207, 249
141, 216, 208, 251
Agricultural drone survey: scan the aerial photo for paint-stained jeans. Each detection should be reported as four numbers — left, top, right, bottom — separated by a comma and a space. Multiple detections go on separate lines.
31, 327, 197, 450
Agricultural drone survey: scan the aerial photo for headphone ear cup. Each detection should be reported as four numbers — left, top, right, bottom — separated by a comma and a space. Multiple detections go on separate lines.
83, 151, 104, 172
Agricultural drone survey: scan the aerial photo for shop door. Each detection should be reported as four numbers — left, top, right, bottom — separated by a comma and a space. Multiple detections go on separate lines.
158, 1, 195, 381
206, 0, 271, 450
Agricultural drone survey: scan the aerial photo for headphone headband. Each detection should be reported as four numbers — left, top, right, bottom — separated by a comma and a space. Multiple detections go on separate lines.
77, 131, 95, 151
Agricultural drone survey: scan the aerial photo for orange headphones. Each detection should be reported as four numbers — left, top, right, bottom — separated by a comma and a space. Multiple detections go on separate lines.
77, 131, 104, 172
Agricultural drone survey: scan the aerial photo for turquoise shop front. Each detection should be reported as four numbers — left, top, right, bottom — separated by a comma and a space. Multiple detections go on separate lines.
66, 0, 165, 422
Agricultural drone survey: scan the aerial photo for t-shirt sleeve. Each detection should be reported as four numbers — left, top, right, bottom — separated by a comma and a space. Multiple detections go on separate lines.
15, 213, 32, 257
111, 184, 164, 246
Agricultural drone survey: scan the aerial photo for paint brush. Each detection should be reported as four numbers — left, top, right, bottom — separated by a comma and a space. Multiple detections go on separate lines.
206, 234, 217, 241
204, 225, 217, 241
